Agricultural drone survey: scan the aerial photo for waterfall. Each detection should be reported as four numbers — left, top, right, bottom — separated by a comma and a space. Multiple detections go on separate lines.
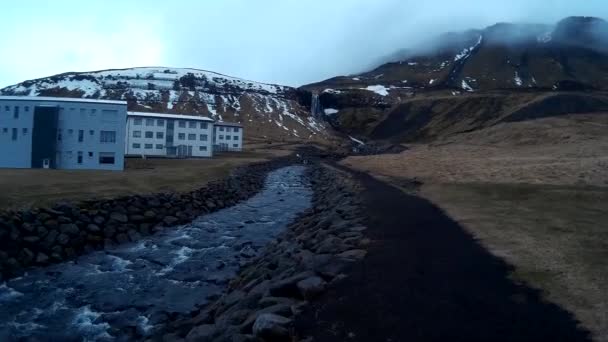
311, 93, 323, 118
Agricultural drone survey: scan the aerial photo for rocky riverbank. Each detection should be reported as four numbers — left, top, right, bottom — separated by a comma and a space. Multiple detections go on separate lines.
0, 156, 302, 280
155, 163, 368, 342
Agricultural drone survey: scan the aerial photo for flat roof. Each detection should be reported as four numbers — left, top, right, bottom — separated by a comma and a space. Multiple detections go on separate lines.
215, 121, 243, 127
128, 111, 214, 122
0, 95, 127, 105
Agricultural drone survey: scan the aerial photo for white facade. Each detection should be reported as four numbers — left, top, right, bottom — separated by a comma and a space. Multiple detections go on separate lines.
214, 122, 243, 152
125, 112, 214, 158
0, 96, 127, 171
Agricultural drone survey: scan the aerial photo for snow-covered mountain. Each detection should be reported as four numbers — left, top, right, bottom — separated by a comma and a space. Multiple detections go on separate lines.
1, 67, 330, 142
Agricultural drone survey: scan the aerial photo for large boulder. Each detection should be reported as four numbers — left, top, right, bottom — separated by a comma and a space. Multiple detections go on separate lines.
296, 276, 326, 300
252, 314, 291, 342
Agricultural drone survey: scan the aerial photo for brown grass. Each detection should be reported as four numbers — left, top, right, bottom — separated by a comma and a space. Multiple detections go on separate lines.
0, 147, 292, 211
343, 114, 608, 187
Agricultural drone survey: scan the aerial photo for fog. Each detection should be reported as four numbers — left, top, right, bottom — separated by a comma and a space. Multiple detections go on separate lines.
1, 0, 607, 88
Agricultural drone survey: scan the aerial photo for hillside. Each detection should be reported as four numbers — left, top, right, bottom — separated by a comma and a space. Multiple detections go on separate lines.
0, 67, 332, 143
302, 16, 608, 142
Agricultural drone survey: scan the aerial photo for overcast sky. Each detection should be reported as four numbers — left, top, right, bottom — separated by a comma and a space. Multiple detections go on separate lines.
1, 0, 607, 88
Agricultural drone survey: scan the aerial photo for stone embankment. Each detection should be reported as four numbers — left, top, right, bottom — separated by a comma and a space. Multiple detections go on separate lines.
0, 156, 301, 280
156, 163, 368, 342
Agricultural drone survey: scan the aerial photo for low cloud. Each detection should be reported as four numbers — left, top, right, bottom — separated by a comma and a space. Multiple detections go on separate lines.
1, 0, 607, 88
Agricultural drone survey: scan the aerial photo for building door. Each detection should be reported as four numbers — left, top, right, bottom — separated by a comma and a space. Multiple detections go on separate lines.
31, 106, 59, 168
187, 145, 193, 157
166, 120, 174, 156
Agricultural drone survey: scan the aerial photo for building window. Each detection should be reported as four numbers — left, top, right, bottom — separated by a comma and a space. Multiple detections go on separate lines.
78, 130, 84, 142
226, 135, 231, 140
24, 106, 29, 112
200, 122, 208, 129
77, 152, 83, 164
178, 133, 185, 140
91, 109, 97, 115
156, 132, 164, 139
199, 146, 207, 151
219, 126, 224, 131
68, 129, 74, 135
12, 128, 17, 141
2, 128, 7, 133
57, 130, 62, 141
146, 118, 154, 126
100, 130, 116, 143
144, 144, 153, 149
157, 119, 165, 127
99, 152, 115, 164
156, 144, 164, 149
4, 106, 9, 112
14, 107, 19, 119
145, 131, 154, 138
188, 121, 196, 128
89, 130, 94, 136
233, 144, 239, 148
233, 136, 238, 140
80, 108, 86, 115
200, 134, 208, 141
88, 152, 93, 158
178, 121, 186, 128
226, 127, 232, 133
22, 128, 28, 135
66, 151, 73, 159
219, 135, 224, 139
188, 133, 196, 141
134, 118, 142, 125
133, 131, 142, 138
233, 127, 240, 133
133, 143, 141, 149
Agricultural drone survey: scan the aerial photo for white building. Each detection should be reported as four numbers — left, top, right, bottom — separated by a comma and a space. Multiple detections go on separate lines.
125, 112, 214, 158
214, 122, 244, 152
0, 96, 127, 171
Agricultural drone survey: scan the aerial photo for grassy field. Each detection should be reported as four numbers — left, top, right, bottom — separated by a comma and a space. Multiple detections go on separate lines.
421, 182, 608, 342
0, 147, 292, 210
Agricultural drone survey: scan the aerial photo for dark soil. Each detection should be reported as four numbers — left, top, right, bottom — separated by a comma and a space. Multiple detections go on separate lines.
294, 165, 591, 342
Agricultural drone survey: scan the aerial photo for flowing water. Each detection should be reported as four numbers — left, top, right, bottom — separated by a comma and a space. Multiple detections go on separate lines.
0, 166, 312, 341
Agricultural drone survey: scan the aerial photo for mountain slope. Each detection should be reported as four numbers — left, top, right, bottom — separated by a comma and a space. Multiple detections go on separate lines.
301, 17, 608, 142
1, 67, 331, 142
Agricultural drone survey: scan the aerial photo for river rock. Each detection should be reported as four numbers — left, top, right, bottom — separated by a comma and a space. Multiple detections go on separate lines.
143, 210, 156, 220
296, 276, 326, 300
23, 236, 41, 243
36, 252, 49, 264
269, 271, 315, 298
252, 314, 291, 341
93, 216, 105, 225
86, 224, 101, 233
163, 216, 179, 226
338, 249, 367, 260
185, 324, 217, 341
57, 233, 70, 245
60, 223, 80, 235
110, 212, 129, 224
44, 219, 59, 230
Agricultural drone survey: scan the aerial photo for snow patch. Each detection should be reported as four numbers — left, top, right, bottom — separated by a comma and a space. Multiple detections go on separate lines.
408, 62, 418, 66
461, 79, 474, 92
454, 35, 483, 62
538, 31, 552, 43
349, 136, 365, 145
514, 72, 523, 86
429, 79, 435, 85
361, 85, 389, 96
324, 108, 339, 115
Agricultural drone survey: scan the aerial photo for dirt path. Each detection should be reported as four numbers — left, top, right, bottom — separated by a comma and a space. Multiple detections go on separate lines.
295, 165, 590, 342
